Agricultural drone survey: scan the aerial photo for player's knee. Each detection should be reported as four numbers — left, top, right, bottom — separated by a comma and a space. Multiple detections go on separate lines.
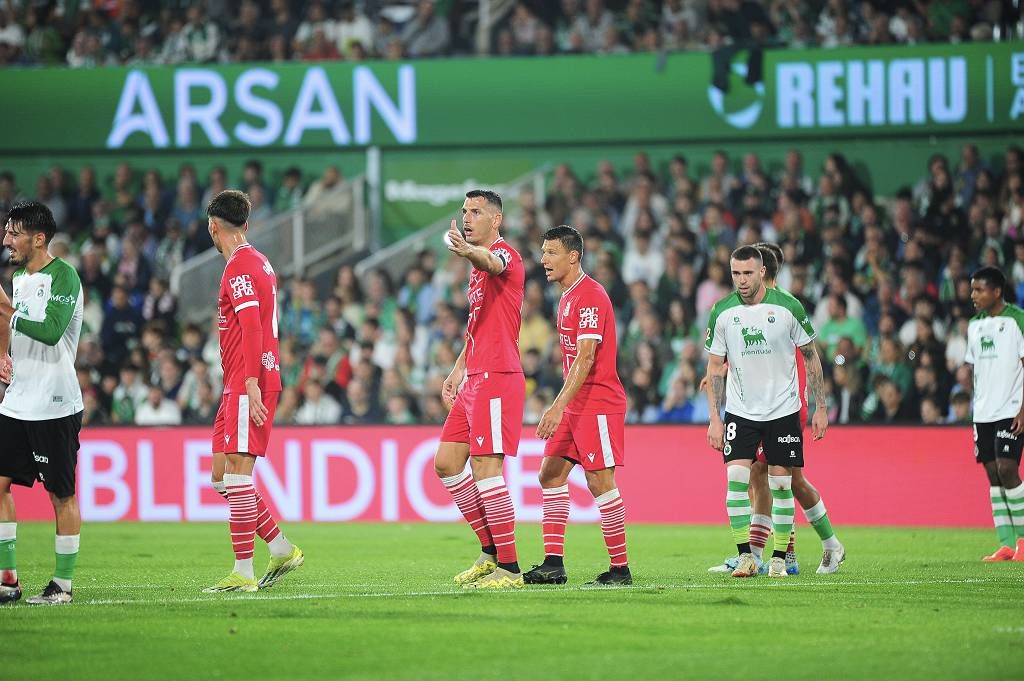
997, 460, 1022, 487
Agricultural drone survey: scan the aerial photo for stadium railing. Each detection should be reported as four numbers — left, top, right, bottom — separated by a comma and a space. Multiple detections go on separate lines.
172, 176, 367, 324
354, 166, 548, 281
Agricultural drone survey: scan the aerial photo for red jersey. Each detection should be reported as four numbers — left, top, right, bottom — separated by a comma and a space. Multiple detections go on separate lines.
217, 244, 283, 394
557, 274, 627, 415
464, 237, 524, 375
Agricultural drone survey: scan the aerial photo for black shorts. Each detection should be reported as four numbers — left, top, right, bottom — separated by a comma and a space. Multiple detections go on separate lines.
0, 411, 82, 498
723, 411, 804, 468
974, 420, 1024, 464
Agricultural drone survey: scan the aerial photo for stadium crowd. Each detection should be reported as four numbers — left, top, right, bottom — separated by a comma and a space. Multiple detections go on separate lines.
0, 0, 1017, 67
1, 140, 1022, 428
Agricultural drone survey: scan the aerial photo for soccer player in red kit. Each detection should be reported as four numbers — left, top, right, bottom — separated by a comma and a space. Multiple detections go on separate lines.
434, 189, 526, 589
202, 190, 303, 593
525, 225, 632, 586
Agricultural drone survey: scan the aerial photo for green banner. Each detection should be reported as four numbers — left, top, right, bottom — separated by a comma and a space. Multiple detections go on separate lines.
0, 42, 1021, 153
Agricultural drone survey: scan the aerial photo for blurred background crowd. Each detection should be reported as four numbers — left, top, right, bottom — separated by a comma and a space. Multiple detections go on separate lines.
0, 0, 1018, 67
1, 137, 1021, 428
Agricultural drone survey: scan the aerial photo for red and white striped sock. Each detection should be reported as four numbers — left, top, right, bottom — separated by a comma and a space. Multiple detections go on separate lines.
441, 469, 493, 549
477, 476, 517, 566
542, 485, 570, 558
786, 527, 796, 554
212, 480, 228, 500
596, 489, 628, 568
749, 513, 772, 560
224, 473, 257, 579
254, 490, 293, 558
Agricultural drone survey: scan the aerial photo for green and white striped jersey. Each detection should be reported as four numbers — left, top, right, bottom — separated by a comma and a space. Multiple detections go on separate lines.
704, 288, 816, 422
965, 304, 1024, 423
0, 258, 84, 420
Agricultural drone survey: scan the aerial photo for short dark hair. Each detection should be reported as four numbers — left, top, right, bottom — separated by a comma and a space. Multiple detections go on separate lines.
756, 241, 784, 273
465, 189, 502, 211
730, 245, 763, 264
972, 266, 1007, 297
542, 225, 584, 258
755, 245, 779, 280
6, 201, 57, 244
207, 189, 251, 227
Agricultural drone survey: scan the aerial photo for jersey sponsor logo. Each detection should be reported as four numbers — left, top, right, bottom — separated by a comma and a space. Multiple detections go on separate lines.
559, 332, 577, 352
579, 307, 599, 329
52, 395, 63, 404
740, 326, 771, 356
229, 274, 255, 299
49, 293, 76, 305
777, 434, 801, 444
262, 261, 274, 276
996, 429, 1016, 440
979, 335, 997, 357
33, 452, 48, 464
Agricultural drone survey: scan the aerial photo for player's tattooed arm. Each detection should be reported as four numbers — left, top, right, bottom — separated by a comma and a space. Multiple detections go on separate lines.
705, 353, 727, 451
800, 342, 829, 440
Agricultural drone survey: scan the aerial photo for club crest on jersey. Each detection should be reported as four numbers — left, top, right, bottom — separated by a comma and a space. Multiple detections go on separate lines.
767, 314, 776, 324
261, 351, 278, 370
229, 274, 255, 299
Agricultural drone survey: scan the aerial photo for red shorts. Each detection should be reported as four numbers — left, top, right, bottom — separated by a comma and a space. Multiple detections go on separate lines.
441, 371, 525, 456
543, 411, 625, 471
213, 391, 280, 457
756, 423, 808, 463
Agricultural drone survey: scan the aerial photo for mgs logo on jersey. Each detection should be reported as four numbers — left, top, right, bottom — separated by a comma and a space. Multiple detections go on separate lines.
229, 274, 255, 299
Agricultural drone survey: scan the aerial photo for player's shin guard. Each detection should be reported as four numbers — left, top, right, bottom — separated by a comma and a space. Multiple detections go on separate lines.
477, 476, 518, 567
748, 514, 772, 561
803, 498, 842, 550
442, 469, 494, 549
0, 523, 16, 585
53, 534, 79, 592
726, 465, 752, 553
596, 489, 628, 567
991, 486, 1016, 546
542, 484, 570, 559
1004, 483, 1024, 539
769, 475, 795, 557
225, 473, 258, 578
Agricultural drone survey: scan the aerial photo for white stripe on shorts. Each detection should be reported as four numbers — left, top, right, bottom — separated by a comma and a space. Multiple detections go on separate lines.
597, 414, 614, 468
237, 395, 250, 453
489, 397, 503, 454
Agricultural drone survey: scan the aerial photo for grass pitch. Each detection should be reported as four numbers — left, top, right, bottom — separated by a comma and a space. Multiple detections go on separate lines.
4, 522, 1024, 680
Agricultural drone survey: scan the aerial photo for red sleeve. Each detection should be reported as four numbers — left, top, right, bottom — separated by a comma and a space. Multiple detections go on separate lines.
575, 290, 606, 343
237, 304, 264, 382
226, 258, 264, 382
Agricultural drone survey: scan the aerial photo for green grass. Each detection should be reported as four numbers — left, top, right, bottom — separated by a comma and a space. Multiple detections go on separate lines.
5, 522, 1024, 680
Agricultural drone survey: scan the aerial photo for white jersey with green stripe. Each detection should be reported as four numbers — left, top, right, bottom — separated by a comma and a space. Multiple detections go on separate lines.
965, 304, 1024, 423
704, 288, 816, 422
0, 257, 84, 421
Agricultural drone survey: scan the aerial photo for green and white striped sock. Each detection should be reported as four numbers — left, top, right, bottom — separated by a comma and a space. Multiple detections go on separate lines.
990, 486, 1015, 547
1004, 483, 1024, 540
54, 534, 79, 592
803, 499, 842, 551
726, 465, 752, 552
0, 522, 15, 584
769, 475, 795, 557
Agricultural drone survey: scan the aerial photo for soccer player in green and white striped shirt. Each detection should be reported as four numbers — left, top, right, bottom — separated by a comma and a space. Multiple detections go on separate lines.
0, 202, 85, 605
963, 266, 1024, 562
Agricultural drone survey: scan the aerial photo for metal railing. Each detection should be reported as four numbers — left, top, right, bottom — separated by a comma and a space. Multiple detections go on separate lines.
173, 176, 366, 324
355, 166, 548, 282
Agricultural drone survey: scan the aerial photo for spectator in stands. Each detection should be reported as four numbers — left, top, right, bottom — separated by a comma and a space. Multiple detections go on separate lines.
135, 384, 183, 425
401, 0, 450, 58
296, 377, 342, 425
